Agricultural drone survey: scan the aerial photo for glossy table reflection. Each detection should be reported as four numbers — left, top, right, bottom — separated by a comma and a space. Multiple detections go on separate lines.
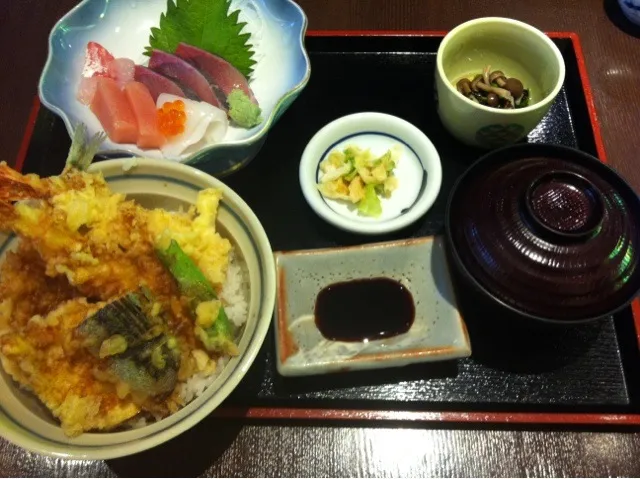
2, 0, 640, 476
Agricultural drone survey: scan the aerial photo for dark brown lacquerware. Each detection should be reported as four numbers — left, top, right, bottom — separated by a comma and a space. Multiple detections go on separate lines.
445, 143, 640, 324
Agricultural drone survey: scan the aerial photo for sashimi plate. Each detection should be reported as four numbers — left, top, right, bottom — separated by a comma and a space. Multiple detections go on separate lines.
38, 0, 310, 176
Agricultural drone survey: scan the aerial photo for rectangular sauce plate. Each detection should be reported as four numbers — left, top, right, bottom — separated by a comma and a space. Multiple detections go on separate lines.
275, 237, 471, 376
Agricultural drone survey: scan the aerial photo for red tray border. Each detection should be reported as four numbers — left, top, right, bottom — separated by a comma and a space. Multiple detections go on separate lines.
15, 30, 640, 427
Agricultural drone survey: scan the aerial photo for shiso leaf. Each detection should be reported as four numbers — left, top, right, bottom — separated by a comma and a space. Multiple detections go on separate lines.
145, 0, 256, 78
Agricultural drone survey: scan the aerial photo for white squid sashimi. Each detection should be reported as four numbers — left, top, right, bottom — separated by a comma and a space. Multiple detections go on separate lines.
156, 93, 228, 158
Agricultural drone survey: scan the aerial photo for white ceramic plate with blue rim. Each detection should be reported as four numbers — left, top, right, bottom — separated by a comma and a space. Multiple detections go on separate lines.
299, 112, 443, 235
0, 159, 276, 459
38, 0, 310, 174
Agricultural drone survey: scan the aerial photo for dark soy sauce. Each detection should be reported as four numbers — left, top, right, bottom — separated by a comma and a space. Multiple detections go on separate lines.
314, 277, 415, 342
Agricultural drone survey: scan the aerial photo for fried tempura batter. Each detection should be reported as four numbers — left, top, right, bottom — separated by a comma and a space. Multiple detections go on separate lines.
0, 162, 235, 436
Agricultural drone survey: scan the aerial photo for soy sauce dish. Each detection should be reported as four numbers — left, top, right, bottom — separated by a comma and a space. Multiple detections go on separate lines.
299, 112, 443, 235
445, 143, 640, 325
274, 237, 471, 377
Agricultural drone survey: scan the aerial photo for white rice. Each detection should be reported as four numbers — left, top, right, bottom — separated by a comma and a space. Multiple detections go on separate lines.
126, 416, 151, 430
178, 356, 232, 405
219, 251, 249, 328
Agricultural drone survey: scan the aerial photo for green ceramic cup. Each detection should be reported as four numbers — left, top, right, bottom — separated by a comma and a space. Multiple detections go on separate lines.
435, 17, 566, 149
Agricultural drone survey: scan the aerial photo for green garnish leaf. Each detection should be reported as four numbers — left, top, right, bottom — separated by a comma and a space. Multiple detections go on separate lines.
145, 0, 256, 78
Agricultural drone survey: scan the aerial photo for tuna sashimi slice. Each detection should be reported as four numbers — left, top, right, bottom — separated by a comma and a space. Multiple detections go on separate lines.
134, 65, 186, 102
90, 77, 138, 144
124, 82, 165, 149
82, 41, 114, 78
148, 50, 225, 110
175, 43, 258, 105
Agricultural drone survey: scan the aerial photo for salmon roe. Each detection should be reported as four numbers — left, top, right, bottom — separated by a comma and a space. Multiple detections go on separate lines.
157, 100, 187, 137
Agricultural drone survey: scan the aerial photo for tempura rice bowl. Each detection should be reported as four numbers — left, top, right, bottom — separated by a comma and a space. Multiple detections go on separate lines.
0, 158, 276, 459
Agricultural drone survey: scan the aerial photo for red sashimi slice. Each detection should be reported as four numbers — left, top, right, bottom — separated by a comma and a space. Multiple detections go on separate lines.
77, 76, 99, 105
148, 50, 225, 110
124, 82, 165, 149
107, 58, 136, 88
82, 41, 115, 78
175, 43, 258, 105
90, 77, 138, 144
134, 65, 186, 102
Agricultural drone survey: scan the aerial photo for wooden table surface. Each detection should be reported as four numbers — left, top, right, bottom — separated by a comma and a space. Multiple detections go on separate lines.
2, 0, 640, 476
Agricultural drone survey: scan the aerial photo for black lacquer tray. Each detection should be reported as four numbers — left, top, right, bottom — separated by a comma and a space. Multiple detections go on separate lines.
17, 31, 640, 427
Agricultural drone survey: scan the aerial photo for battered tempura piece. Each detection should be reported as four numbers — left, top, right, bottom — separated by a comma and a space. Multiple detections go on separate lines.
0, 125, 240, 436
0, 295, 142, 436
0, 162, 173, 299
76, 289, 181, 397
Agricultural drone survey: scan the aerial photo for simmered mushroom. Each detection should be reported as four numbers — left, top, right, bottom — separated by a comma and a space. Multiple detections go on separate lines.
456, 78, 472, 96
471, 74, 483, 92
489, 71, 507, 88
505, 78, 524, 99
482, 65, 491, 86
453, 66, 530, 109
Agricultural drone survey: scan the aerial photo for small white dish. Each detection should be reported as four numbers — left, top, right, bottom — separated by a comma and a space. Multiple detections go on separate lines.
299, 112, 443, 235
274, 236, 471, 377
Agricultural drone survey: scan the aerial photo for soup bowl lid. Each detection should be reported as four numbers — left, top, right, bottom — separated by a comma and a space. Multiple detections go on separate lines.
446, 143, 640, 323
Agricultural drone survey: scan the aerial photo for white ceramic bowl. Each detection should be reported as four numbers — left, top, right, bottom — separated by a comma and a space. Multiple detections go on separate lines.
299, 112, 443, 235
0, 159, 276, 459
435, 17, 566, 149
